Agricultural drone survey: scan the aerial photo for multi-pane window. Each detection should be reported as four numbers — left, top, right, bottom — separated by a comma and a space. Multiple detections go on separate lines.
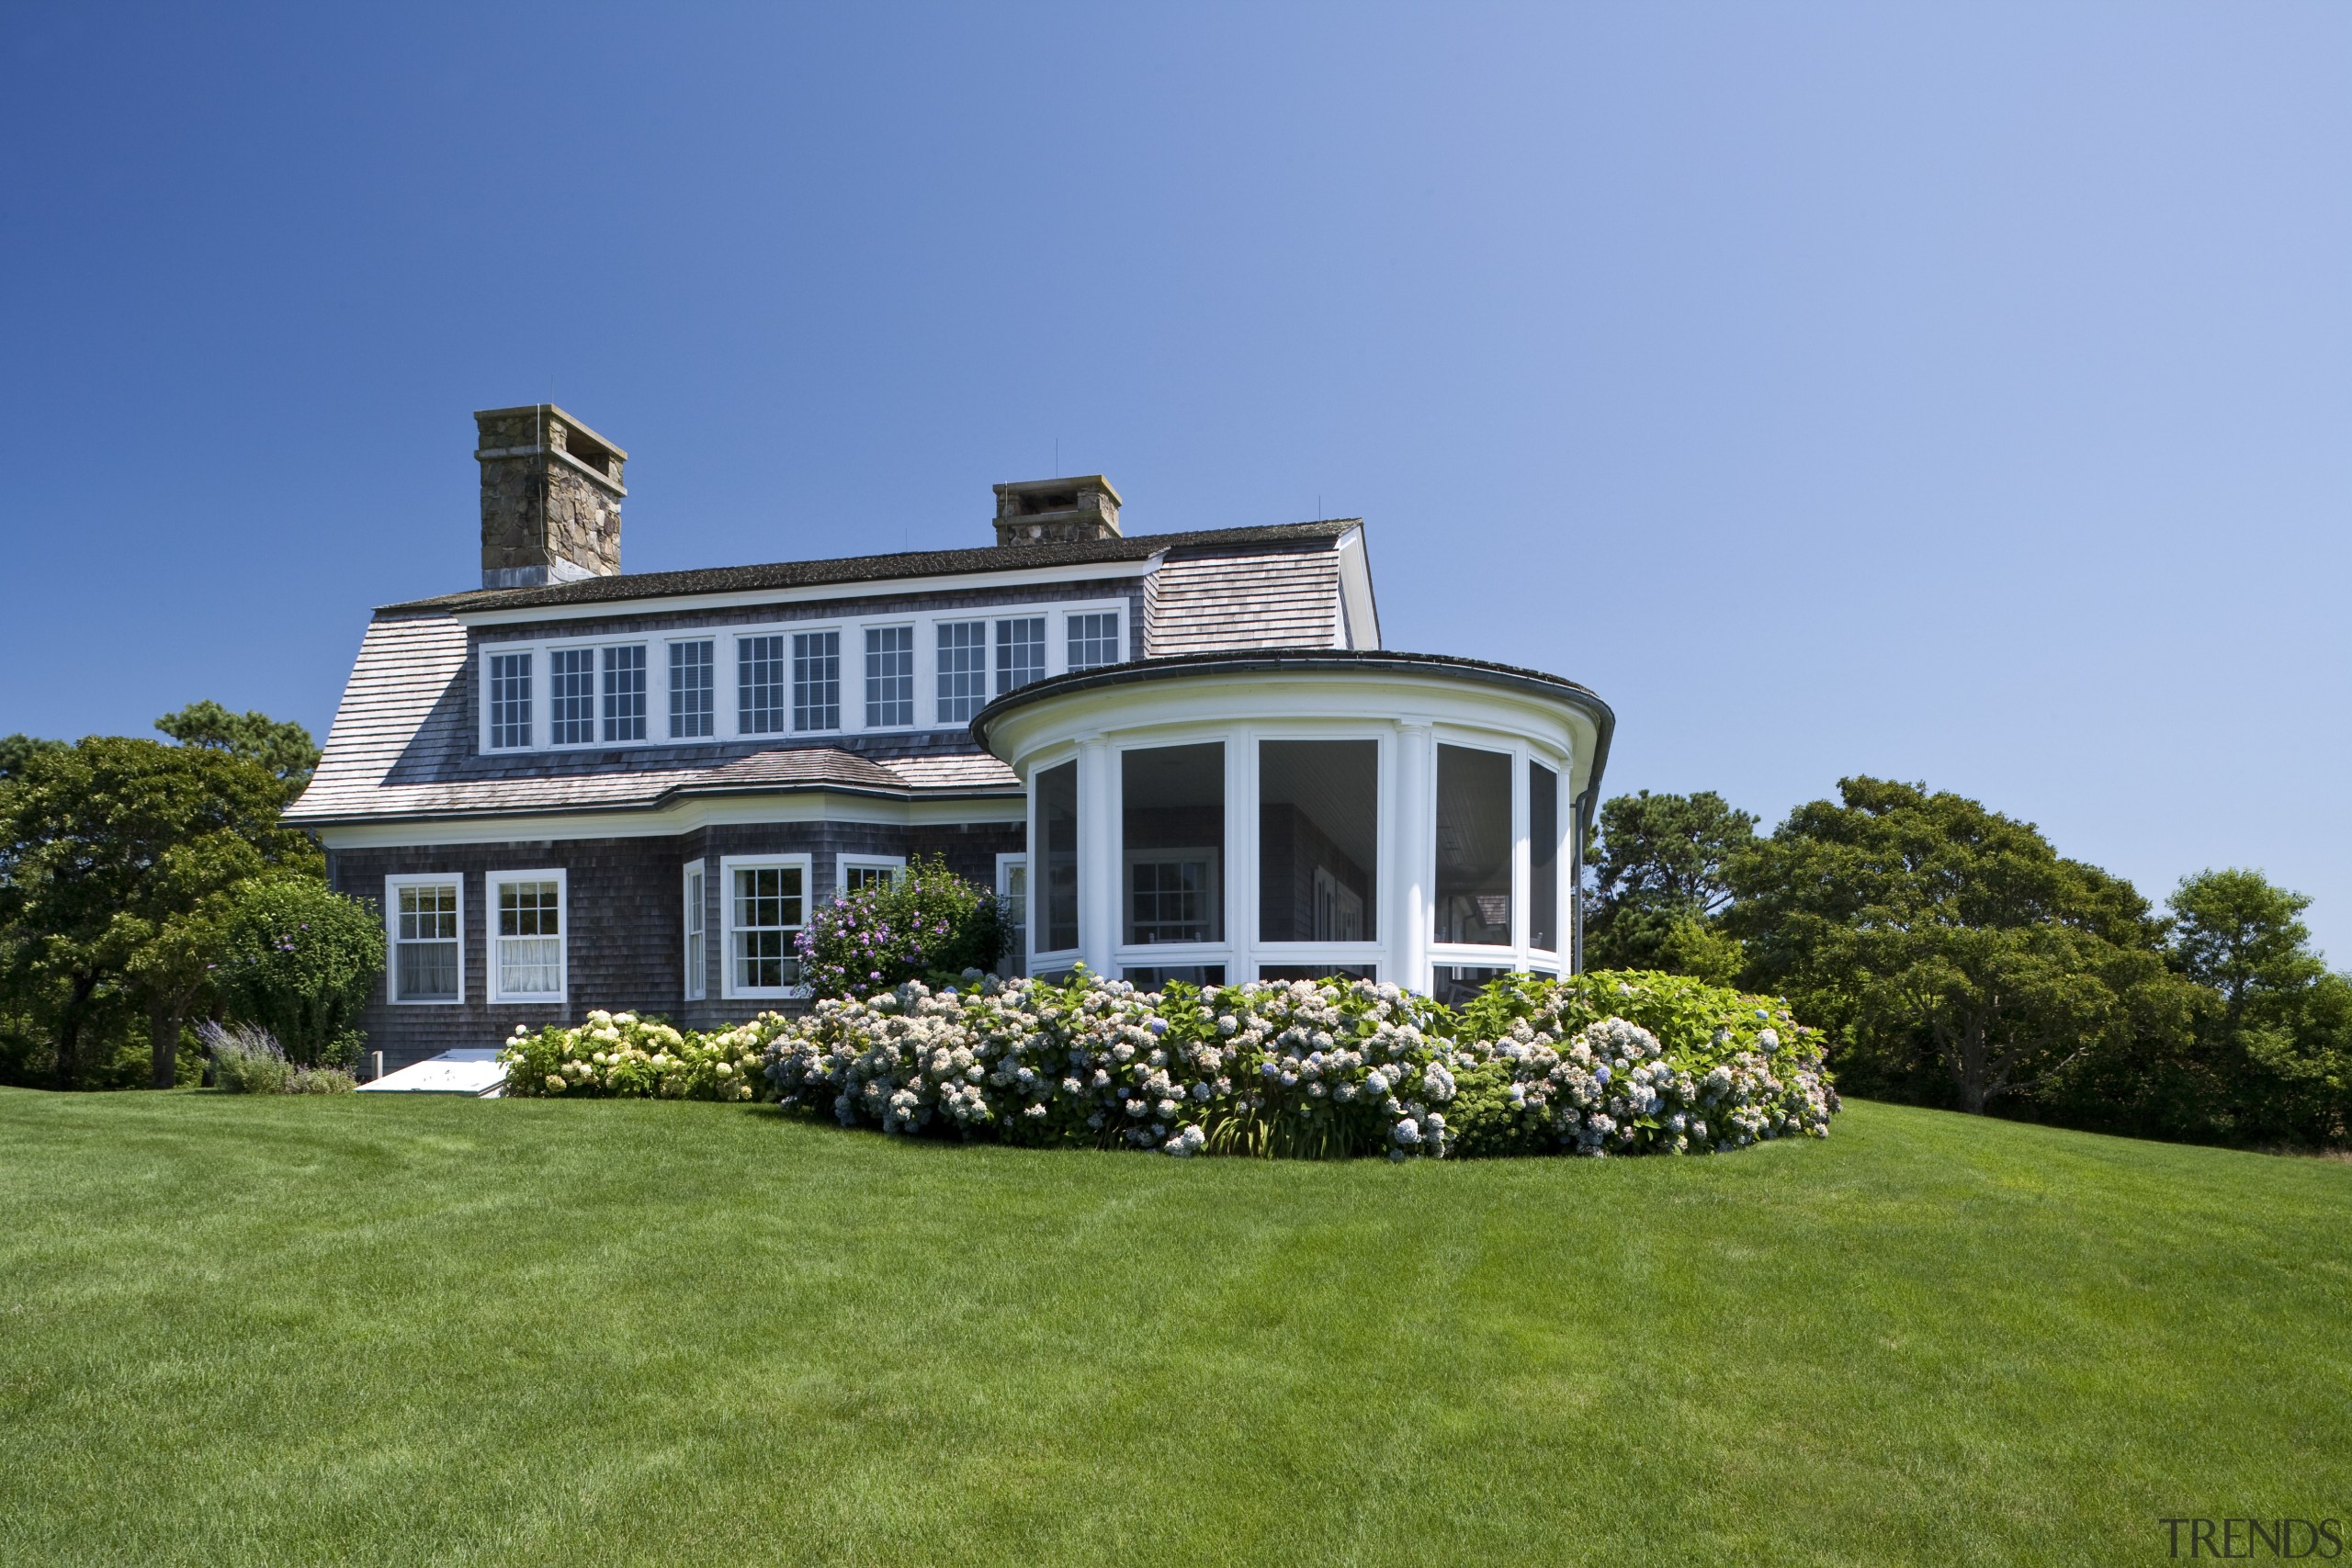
740, 636, 786, 735
670, 640, 715, 739
729, 863, 805, 994
840, 859, 899, 894
491, 874, 565, 1001
602, 645, 646, 742
488, 652, 533, 750
996, 616, 1046, 695
390, 880, 460, 1002
998, 856, 1027, 956
1068, 612, 1121, 671
864, 626, 913, 728
793, 631, 841, 731
684, 863, 707, 1001
936, 620, 988, 724
549, 649, 595, 746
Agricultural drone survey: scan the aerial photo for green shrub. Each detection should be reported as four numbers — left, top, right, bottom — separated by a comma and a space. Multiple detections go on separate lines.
797, 854, 1006, 998
211, 878, 384, 1067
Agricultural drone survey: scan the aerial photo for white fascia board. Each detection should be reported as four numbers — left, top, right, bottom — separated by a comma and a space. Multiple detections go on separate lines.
449, 556, 1164, 629
1335, 527, 1380, 650
314, 789, 1026, 850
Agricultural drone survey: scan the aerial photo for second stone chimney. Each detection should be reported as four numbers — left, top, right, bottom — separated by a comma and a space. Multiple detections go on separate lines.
992, 475, 1122, 547
476, 405, 627, 589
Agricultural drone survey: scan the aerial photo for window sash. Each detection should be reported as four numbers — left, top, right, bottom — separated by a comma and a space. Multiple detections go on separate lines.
1067, 612, 1121, 672
740, 636, 786, 735
996, 617, 1046, 695
670, 641, 715, 739
936, 620, 987, 724
792, 631, 841, 732
493, 877, 564, 998
729, 863, 805, 993
390, 881, 461, 1002
488, 653, 532, 749
864, 626, 913, 728
684, 865, 707, 1000
548, 649, 595, 745
602, 645, 647, 742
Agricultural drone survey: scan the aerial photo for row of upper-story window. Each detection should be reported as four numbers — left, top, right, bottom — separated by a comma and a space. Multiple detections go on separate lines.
477, 601, 1128, 753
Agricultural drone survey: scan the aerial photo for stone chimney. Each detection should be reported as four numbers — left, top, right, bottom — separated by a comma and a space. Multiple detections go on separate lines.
991, 475, 1122, 547
475, 405, 627, 589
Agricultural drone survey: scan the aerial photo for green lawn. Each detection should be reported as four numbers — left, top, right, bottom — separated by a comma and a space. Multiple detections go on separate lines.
1, 1091, 2346, 1567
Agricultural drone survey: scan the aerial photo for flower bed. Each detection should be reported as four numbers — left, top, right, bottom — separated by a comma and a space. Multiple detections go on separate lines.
496, 970, 1837, 1158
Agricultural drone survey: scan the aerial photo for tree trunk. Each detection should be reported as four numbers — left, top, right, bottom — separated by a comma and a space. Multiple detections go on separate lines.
150, 997, 181, 1089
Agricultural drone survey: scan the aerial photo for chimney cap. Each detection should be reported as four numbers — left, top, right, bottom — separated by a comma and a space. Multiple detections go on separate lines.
990, 474, 1123, 547
473, 403, 629, 464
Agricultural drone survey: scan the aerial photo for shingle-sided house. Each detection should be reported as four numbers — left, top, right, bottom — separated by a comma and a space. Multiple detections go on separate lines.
289, 406, 1612, 1072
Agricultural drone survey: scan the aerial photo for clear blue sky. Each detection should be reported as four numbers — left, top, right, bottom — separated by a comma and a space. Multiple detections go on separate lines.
4, 5, 2347, 953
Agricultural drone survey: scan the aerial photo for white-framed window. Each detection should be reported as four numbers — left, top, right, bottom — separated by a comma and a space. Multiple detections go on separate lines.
793, 630, 841, 732
1068, 611, 1122, 671
996, 616, 1046, 694
937, 619, 988, 725
864, 626, 913, 728
548, 649, 596, 746
684, 859, 707, 1001
996, 853, 1027, 961
488, 870, 567, 1003
740, 634, 786, 734
386, 874, 462, 1004
722, 855, 810, 999
602, 644, 647, 742
1126, 850, 1219, 944
837, 854, 905, 897
487, 652, 533, 750
670, 639, 716, 739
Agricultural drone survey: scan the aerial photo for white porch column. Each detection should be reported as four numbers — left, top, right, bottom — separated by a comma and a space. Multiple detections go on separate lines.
1077, 735, 1118, 978
1394, 721, 1433, 995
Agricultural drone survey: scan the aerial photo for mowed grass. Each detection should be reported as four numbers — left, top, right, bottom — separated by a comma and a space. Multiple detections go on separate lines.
1, 1093, 2346, 1568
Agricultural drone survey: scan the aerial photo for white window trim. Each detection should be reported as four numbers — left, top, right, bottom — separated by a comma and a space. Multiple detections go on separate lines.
683, 858, 707, 1002
384, 873, 465, 1005
834, 853, 907, 898
994, 852, 1028, 975
486, 868, 569, 1006
478, 597, 1131, 756
720, 852, 814, 1001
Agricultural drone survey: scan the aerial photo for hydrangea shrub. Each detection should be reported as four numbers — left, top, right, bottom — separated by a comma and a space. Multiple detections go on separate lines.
500, 1010, 769, 1100
495, 971, 1838, 1158
796, 854, 1007, 999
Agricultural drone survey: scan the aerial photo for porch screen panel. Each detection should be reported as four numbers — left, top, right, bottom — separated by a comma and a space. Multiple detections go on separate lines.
1530, 761, 1559, 953
1037, 761, 1079, 953
1258, 740, 1377, 942
1120, 743, 1223, 945
1434, 743, 1512, 945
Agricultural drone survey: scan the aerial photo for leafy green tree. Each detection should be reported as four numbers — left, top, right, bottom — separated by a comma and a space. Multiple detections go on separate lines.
0, 734, 66, 782
155, 700, 321, 802
0, 737, 318, 1089
1727, 777, 2196, 1115
1583, 790, 1757, 976
212, 877, 384, 1068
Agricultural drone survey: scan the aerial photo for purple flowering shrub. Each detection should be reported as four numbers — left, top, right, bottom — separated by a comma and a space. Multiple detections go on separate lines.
796, 854, 1007, 999
211, 876, 384, 1068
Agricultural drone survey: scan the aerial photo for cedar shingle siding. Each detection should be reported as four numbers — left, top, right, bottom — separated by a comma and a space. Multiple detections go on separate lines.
296, 519, 1371, 1059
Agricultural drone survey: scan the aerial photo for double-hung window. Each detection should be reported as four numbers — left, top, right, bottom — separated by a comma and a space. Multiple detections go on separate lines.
996, 616, 1046, 694
602, 645, 646, 742
793, 631, 841, 732
936, 620, 987, 724
724, 857, 808, 998
488, 652, 533, 749
864, 626, 913, 728
1068, 612, 1121, 671
489, 870, 566, 1003
838, 855, 903, 895
740, 635, 786, 734
684, 860, 707, 1000
670, 640, 715, 739
549, 649, 595, 746
387, 876, 462, 1003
